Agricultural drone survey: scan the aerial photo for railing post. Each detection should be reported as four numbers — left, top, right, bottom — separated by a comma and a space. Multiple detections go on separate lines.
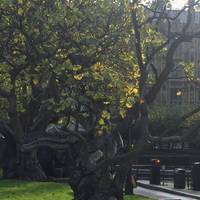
186, 171, 190, 189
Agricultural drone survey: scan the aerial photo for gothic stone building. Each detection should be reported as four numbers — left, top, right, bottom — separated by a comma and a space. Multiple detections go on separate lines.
154, 10, 200, 105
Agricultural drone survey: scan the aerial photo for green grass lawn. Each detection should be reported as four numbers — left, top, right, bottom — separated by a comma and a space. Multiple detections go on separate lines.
0, 179, 152, 200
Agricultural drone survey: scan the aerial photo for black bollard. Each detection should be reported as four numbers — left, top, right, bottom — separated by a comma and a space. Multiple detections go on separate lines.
174, 168, 185, 189
150, 159, 160, 185
192, 162, 200, 191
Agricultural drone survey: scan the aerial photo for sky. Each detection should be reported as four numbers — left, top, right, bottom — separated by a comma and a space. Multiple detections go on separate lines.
171, 0, 188, 9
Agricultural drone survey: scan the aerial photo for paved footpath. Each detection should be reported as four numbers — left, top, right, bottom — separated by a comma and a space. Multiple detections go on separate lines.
136, 180, 200, 200
134, 186, 197, 200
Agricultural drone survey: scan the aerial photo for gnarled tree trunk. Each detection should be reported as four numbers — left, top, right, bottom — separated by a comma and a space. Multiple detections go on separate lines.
0, 122, 46, 180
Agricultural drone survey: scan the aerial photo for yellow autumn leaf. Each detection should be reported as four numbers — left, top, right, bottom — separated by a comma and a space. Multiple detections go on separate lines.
126, 102, 133, 109
98, 118, 105, 125
32, 79, 39, 85
73, 74, 84, 80
93, 62, 105, 72
133, 88, 138, 94
120, 109, 126, 119
126, 86, 138, 95
17, 8, 23, 15
102, 110, 110, 119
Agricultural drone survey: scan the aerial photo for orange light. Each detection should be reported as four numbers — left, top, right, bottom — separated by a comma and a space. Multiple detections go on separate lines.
140, 99, 145, 104
176, 90, 182, 96
154, 159, 160, 165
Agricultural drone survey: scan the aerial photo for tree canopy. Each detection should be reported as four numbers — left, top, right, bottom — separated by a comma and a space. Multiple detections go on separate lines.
1, 0, 200, 200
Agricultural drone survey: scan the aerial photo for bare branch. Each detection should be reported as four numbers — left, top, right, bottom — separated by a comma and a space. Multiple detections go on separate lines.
131, 7, 147, 97
150, 63, 158, 81
140, 1, 188, 27
146, 33, 200, 104
22, 128, 89, 156
145, 35, 176, 66
144, 0, 200, 104
180, 106, 200, 121
60, 129, 89, 153
149, 118, 200, 143
22, 137, 72, 151
0, 120, 15, 137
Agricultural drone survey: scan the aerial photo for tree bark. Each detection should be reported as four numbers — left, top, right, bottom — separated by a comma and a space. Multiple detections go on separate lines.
69, 166, 124, 200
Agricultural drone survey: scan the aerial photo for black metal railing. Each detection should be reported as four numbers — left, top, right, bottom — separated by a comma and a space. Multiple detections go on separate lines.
131, 165, 192, 189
